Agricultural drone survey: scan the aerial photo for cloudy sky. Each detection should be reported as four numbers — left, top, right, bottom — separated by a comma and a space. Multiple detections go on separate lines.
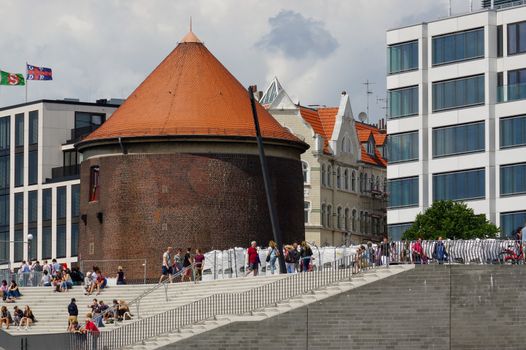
0, 0, 481, 123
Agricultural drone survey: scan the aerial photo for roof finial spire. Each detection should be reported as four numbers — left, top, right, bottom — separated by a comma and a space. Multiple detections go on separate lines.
180, 17, 202, 43
190, 16, 192, 32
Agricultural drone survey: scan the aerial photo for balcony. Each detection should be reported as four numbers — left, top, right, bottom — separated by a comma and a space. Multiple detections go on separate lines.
497, 83, 526, 103
47, 165, 80, 183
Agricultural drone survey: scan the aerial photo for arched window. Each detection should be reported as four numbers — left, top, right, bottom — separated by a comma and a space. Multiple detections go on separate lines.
327, 205, 332, 228
327, 165, 332, 187
304, 201, 310, 224
344, 208, 349, 231
359, 211, 364, 232
364, 173, 368, 192
321, 164, 326, 187
364, 212, 369, 234
370, 175, 375, 191
376, 177, 380, 191
359, 173, 363, 193
351, 171, 356, 192
302, 161, 309, 184
352, 209, 357, 231
337, 207, 342, 229
336, 167, 341, 189
343, 169, 349, 190
321, 204, 326, 227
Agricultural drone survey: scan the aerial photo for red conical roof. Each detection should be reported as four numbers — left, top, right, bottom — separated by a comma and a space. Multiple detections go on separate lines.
82, 32, 303, 145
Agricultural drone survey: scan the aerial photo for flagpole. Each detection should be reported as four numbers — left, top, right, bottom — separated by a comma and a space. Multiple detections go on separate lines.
25, 62, 28, 103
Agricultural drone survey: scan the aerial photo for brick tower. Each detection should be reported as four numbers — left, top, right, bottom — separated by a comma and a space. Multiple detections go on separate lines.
76, 30, 308, 278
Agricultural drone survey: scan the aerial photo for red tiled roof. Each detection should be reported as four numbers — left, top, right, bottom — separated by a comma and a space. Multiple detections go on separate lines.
373, 133, 387, 146
81, 31, 304, 146
298, 106, 334, 154
355, 122, 387, 167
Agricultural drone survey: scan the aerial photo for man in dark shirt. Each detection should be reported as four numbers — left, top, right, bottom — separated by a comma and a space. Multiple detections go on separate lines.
68, 298, 79, 329
182, 248, 192, 282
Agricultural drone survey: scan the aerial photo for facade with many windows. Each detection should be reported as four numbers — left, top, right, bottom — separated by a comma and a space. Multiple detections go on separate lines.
386, 4, 526, 239
261, 78, 387, 245
0, 100, 119, 268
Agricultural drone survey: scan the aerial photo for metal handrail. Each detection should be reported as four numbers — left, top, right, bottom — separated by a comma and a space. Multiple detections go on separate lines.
81, 265, 194, 331
70, 254, 365, 349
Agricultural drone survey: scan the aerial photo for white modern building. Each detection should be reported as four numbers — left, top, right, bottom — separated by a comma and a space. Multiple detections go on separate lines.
0, 99, 120, 269
386, 1, 526, 239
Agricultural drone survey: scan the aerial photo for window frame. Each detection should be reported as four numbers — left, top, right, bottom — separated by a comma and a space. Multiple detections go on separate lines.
432, 74, 485, 112
387, 130, 419, 163
432, 121, 485, 158
500, 114, 526, 149
388, 85, 419, 119
432, 27, 485, 66
432, 168, 486, 202
387, 176, 419, 209
89, 166, 100, 202
500, 162, 526, 197
387, 39, 419, 75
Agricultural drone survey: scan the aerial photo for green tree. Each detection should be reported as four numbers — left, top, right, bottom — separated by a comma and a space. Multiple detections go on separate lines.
402, 200, 499, 240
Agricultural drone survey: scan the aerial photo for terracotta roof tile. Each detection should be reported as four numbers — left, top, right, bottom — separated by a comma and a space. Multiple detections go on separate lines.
81, 32, 303, 145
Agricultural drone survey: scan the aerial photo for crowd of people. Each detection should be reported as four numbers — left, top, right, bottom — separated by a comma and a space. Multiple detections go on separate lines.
0, 305, 35, 330
67, 296, 133, 334
159, 247, 205, 283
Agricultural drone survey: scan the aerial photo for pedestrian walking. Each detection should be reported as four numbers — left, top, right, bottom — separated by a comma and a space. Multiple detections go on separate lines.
245, 241, 259, 277
159, 247, 174, 283
266, 240, 279, 274
299, 241, 313, 272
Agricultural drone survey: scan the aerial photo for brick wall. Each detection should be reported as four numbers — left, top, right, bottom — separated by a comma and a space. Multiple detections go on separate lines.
78, 153, 305, 279
168, 265, 526, 350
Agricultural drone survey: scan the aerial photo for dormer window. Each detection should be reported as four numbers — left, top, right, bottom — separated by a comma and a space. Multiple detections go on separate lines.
367, 137, 375, 156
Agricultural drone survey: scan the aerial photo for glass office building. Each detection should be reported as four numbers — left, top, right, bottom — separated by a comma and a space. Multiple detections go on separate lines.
386, 4, 526, 238
0, 100, 119, 268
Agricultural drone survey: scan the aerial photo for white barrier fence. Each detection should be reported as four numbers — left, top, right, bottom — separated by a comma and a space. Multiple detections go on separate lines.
201, 239, 523, 280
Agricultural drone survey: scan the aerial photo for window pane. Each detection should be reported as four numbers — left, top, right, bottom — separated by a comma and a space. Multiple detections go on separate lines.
500, 163, 526, 196
71, 223, 79, 257
28, 191, 37, 223
0, 230, 8, 263
388, 40, 418, 74
433, 168, 485, 201
14, 192, 23, 224
433, 121, 485, 157
42, 189, 52, 221
388, 223, 413, 241
432, 28, 484, 65
509, 23, 517, 54
14, 230, 23, 262
0, 117, 10, 151
72, 184, 80, 217
0, 195, 9, 227
500, 115, 526, 148
56, 225, 66, 258
388, 177, 419, 208
42, 227, 52, 260
387, 131, 419, 163
28, 111, 38, 145
57, 187, 67, 219
29, 227, 37, 261
28, 150, 38, 185
0, 155, 9, 190
500, 211, 526, 238
389, 86, 419, 119
15, 113, 23, 147
15, 153, 23, 187
432, 75, 484, 111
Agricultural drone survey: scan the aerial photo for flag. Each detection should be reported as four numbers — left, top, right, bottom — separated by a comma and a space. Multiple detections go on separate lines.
0, 71, 25, 86
26, 64, 52, 81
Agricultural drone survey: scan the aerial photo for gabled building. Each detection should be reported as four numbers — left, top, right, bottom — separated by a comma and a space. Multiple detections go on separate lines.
261, 78, 387, 245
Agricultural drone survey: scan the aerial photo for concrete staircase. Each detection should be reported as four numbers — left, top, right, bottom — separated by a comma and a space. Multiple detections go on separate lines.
3, 274, 287, 335
123, 265, 414, 350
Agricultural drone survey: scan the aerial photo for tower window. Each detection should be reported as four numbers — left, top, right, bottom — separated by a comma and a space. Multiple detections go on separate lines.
89, 166, 100, 202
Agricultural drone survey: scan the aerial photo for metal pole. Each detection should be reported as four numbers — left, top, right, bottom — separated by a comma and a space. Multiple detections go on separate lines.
248, 86, 287, 274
